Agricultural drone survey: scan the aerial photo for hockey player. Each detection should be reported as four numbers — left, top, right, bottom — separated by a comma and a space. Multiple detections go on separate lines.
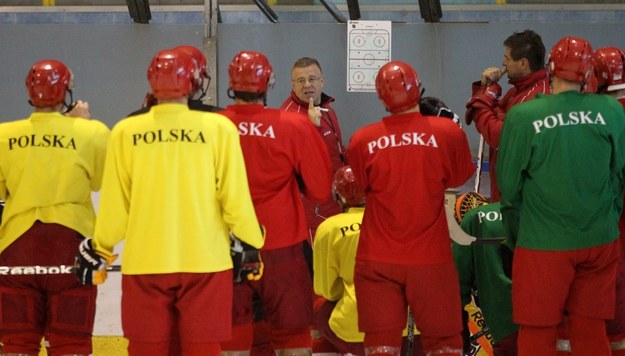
497, 36, 625, 356
592, 46, 625, 356
465, 29, 550, 201
127, 44, 221, 356
218, 50, 332, 356
0, 59, 110, 355
74, 48, 264, 356
313, 165, 426, 355
346, 60, 475, 356
453, 192, 519, 356
312, 165, 367, 354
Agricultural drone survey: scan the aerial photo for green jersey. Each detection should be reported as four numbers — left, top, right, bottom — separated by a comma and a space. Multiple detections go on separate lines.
453, 202, 517, 342
497, 91, 625, 250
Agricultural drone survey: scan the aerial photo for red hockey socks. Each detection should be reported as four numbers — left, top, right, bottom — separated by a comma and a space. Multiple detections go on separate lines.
518, 325, 558, 356
568, 313, 610, 356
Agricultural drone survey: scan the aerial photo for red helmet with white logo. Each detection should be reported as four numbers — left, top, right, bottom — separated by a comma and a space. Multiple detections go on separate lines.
332, 166, 366, 209
25, 59, 72, 107
175, 45, 209, 94
375, 61, 421, 114
547, 36, 593, 83
147, 49, 196, 100
592, 47, 625, 93
228, 51, 274, 94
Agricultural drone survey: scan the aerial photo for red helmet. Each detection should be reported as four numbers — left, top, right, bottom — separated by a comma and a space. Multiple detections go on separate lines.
375, 61, 421, 114
228, 51, 274, 94
592, 47, 625, 93
175, 45, 209, 93
25, 59, 72, 107
547, 36, 593, 83
332, 166, 366, 208
147, 49, 196, 100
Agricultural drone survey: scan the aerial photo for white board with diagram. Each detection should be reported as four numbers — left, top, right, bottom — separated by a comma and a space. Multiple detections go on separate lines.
347, 20, 392, 92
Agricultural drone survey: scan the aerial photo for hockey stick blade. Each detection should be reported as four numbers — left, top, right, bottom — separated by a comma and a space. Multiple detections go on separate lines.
444, 192, 505, 246
445, 191, 476, 246
0, 264, 121, 275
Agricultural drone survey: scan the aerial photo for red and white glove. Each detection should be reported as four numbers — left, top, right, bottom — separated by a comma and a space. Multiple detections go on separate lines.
465, 83, 502, 125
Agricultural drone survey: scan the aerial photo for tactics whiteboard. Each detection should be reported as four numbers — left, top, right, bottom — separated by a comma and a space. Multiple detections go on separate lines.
347, 20, 392, 92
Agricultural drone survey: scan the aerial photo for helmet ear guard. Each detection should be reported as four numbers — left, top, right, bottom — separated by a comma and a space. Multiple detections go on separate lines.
267, 71, 276, 90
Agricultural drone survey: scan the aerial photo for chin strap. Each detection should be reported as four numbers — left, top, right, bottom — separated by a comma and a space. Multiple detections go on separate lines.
62, 89, 76, 114
196, 75, 210, 100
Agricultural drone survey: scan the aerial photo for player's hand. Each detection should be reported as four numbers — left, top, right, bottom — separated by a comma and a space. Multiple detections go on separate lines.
230, 233, 264, 283
74, 238, 117, 285
307, 97, 322, 127
64, 100, 91, 119
481, 67, 506, 85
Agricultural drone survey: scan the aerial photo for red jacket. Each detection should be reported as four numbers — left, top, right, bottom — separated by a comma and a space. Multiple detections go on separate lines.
220, 104, 332, 250
281, 92, 345, 234
465, 68, 550, 201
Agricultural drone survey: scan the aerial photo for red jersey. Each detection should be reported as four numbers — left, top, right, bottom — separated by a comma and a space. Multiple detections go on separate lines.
281, 92, 344, 231
346, 112, 474, 265
220, 104, 332, 250
466, 68, 550, 201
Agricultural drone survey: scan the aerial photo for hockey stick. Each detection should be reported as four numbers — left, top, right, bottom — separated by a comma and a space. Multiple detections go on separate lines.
444, 191, 504, 246
474, 135, 485, 194
468, 325, 491, 344
406, 310, 415, 356
0, 265, 121, 275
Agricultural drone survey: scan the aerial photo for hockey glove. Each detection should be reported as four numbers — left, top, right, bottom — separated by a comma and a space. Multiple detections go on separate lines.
230, 232, 264, 284
74, 238, 118, 285
420, 96, 462, 127
498, 243, 514, 279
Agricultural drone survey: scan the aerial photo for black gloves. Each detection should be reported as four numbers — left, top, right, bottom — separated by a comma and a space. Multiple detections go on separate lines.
230, 234, 263, 284
74, 238, 117, 285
